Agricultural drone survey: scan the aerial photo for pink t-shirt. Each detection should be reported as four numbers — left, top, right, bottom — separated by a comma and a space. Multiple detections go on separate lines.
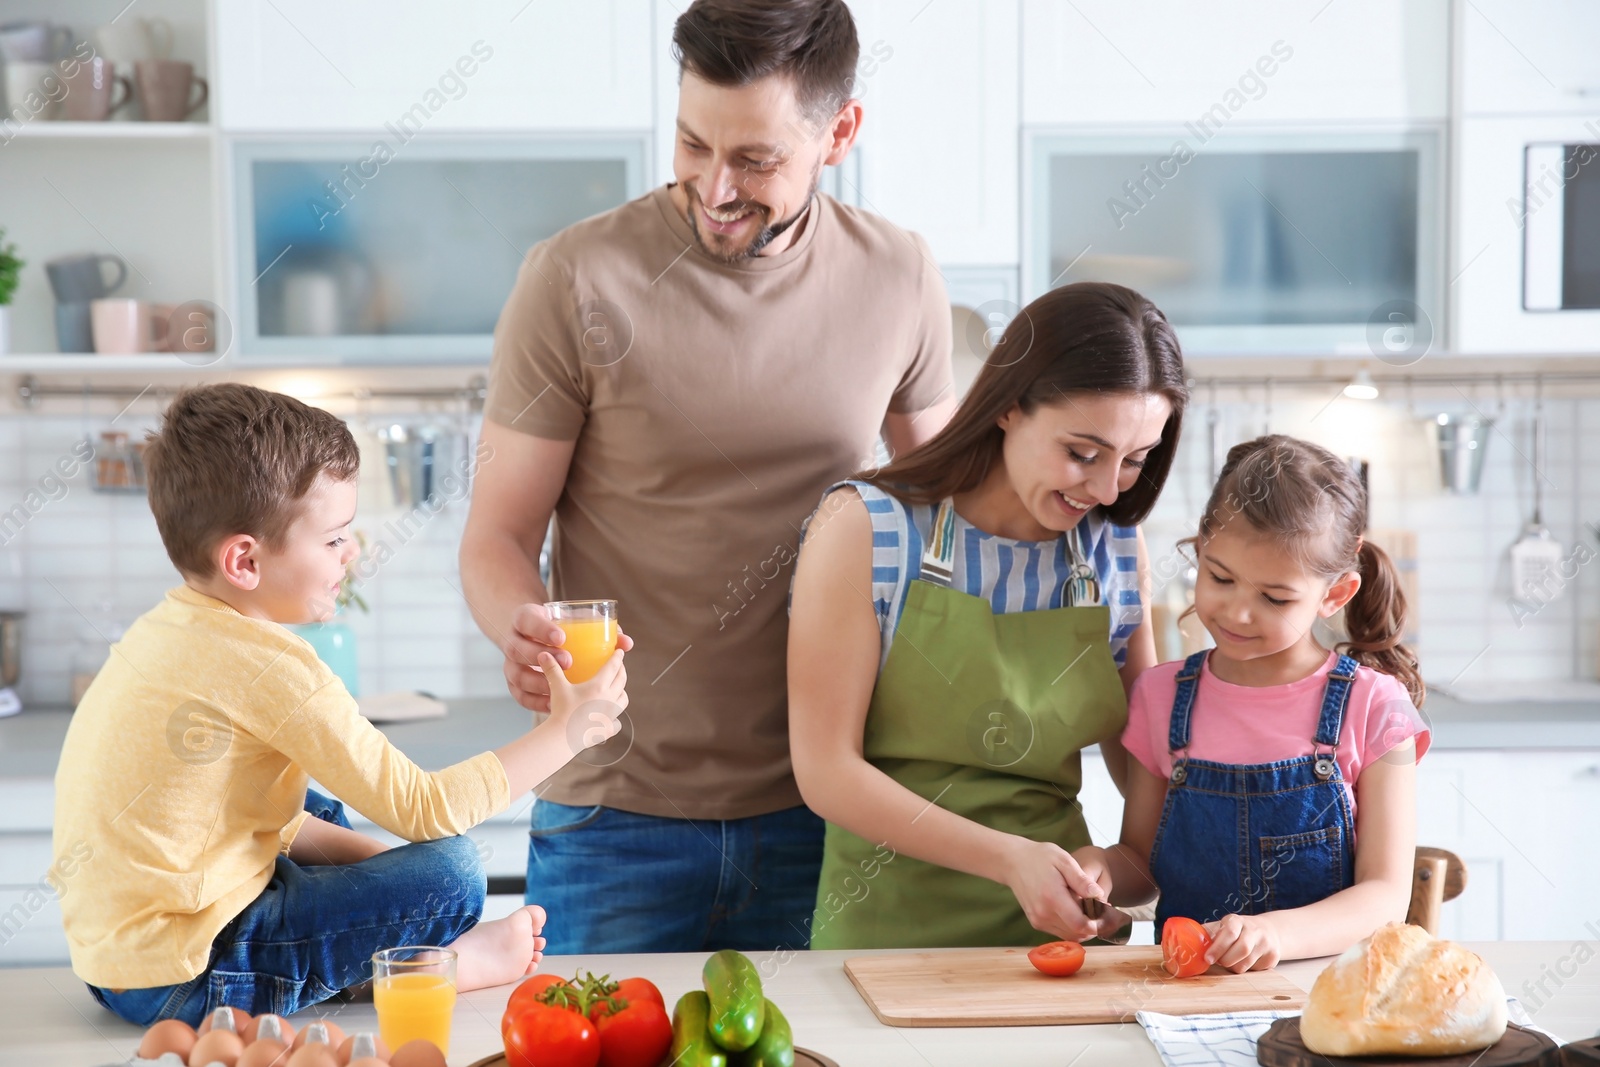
1123, 651, 1429, 816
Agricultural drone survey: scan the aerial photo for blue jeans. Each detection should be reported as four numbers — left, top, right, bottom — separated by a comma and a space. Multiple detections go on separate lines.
88, 790, 486, 1027
527, 801, 824, 954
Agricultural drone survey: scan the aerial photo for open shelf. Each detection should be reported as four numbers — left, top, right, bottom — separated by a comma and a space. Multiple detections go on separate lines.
0, 354, 225, 373
3, 121, 213, 140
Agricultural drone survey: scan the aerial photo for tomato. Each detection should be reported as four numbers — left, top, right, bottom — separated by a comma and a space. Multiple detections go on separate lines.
503, 1001, 600, 1067
1028, 940, 1087, 977
588, 977, 666, 1023
1162, 916, 1214, 978
508, 973, 571, 1019
594, 1000, 673, 1067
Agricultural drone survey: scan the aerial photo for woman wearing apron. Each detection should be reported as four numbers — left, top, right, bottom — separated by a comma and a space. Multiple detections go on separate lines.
788, 281, 1187, 948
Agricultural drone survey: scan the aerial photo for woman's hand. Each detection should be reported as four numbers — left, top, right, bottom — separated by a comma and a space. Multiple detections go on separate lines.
1004, 839, 1127, 942
1204, 914, 1282, 972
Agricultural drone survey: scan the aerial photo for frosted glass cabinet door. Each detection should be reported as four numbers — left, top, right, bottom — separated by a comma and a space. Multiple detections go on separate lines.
1025, 129, 1444, 354
231, 138, 645, 361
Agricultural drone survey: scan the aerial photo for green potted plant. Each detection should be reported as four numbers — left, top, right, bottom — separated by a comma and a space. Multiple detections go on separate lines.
0, 229, 22, 356
292, 531, 367, 695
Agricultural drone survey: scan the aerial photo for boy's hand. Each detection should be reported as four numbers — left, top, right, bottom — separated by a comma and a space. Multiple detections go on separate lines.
1203, 914, 1281, 973
504, 604, 634, 713
539, 650, 629, 753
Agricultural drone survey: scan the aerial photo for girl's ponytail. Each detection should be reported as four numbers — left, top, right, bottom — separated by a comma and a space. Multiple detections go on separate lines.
1340, 539, 1425, 708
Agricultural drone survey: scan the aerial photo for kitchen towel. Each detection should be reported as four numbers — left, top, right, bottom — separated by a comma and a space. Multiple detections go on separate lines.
1137, 998, 1556, 1067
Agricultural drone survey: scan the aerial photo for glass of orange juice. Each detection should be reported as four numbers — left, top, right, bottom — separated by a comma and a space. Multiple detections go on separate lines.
373, 946, 457, 1055
546, 599, 619, 683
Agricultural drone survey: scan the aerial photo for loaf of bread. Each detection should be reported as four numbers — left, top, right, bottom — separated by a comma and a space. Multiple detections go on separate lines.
1299, 922, 1507, 1057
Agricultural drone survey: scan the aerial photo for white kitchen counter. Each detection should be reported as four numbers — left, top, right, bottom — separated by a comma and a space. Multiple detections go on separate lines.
7, 944, 1599, 1067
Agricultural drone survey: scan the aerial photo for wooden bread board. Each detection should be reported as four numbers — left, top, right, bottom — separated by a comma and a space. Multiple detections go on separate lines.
1255, 1017, 1561, 1066
844, 946, 1307, 1027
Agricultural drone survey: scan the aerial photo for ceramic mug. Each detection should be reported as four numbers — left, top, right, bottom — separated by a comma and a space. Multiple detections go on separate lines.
60, 57, 131, 121
45, 254, 128, 302
91, 298, 171, 353
3, 60, 62, 119
92, 18, 173, 67
0, 21, 72, 62
54, 302, 94, 353
133, 59, 206, 122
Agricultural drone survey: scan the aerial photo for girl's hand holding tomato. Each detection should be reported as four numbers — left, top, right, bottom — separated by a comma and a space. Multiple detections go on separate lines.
1203, 913, 1282, 973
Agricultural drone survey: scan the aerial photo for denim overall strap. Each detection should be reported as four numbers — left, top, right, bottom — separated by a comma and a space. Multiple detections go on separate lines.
1166, 651, 1209, 785
1310, 654, 1360, 780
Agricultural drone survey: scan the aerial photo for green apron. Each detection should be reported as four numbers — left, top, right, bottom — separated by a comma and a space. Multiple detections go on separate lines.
810, 499, 1129, 949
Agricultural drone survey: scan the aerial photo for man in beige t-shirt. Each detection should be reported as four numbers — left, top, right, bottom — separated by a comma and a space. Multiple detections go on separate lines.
460, 0, 955, 953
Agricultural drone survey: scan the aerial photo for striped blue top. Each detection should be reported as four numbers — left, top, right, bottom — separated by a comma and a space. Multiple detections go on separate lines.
802, 480, 1144, 673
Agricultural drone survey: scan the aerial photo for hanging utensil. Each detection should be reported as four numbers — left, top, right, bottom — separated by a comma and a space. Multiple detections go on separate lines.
1509, 380, 1563, 601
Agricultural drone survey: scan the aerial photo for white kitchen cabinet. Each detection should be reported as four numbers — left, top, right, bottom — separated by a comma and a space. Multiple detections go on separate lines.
1460, 0, 1600, 117
650, 0, 1019, 266
1454, 115, 1600, 353
843, 0, 1020, 265
1020, 0, 1449, 126
215, 0, 654, 132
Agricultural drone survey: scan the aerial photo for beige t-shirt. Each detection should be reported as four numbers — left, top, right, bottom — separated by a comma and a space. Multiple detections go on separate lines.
485, 184, 952, 819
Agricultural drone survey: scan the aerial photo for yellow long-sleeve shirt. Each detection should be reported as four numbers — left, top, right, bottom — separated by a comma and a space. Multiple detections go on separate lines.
52, 585, 511, 988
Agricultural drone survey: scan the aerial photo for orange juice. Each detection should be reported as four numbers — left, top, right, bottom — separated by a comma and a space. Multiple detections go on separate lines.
556, 617, 618, 683
374, 972, 456, 1054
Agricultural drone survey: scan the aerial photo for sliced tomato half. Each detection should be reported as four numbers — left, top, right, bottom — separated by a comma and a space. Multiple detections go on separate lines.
1028, 940, 1087, 977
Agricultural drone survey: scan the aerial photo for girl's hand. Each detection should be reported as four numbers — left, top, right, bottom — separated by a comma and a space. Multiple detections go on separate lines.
1203, 914, 1281, 972
538, 650, 629, 752
1004, 839, 1126, 942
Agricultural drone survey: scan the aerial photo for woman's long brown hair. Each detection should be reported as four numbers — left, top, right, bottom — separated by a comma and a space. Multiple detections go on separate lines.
1197, 435, 1425, 707
862, 281, 1187, 526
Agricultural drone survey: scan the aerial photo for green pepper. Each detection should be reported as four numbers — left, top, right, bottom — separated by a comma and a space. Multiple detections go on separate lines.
729, 998, 794, 1067
672, 990, 729, 1067
702, 949, 766, 1052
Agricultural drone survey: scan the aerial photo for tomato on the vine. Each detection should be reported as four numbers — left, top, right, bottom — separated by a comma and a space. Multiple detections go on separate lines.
587, 976, 665, 1023
502, 1000, 599, 1067
1162, 916, 1214, 978
593, 999, 672, 1067
507, 973, 570, 1019
1028, 940, 1087, 977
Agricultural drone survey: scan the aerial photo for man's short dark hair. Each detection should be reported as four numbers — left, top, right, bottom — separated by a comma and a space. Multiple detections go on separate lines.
672, 0, 859, 122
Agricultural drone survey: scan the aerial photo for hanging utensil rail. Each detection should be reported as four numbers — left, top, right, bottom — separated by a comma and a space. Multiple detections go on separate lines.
13, 375, 488, 410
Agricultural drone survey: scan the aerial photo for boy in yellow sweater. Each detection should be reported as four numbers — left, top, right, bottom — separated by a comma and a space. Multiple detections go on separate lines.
53, 383, 629, 1026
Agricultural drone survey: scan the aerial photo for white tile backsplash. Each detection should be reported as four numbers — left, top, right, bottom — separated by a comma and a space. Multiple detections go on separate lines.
3, 385, 1599, 708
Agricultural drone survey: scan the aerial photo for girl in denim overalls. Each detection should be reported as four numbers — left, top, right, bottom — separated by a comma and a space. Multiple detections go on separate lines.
1074, 435, 1430, 972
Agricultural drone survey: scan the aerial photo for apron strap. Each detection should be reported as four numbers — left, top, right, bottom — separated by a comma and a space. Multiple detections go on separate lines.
920, 499, 959, 586
1166, 650, 1209, 772
1062, 524, 1102, 608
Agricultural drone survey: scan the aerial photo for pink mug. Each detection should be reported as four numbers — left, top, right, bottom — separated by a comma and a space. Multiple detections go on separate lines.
91, 299, 171, 353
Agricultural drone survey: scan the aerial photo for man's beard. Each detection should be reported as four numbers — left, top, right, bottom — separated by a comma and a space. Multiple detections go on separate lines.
685, 165, 821, 263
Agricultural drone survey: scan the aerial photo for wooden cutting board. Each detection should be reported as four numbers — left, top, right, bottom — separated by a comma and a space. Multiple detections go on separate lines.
845, 946, 1307, 1027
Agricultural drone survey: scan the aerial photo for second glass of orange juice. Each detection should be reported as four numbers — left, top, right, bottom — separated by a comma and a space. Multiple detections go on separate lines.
373, 946, 456, 1054
546, 599, 619, 683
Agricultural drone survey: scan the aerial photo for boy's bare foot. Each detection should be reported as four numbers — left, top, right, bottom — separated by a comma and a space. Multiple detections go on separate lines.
453, 904, 549, 991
